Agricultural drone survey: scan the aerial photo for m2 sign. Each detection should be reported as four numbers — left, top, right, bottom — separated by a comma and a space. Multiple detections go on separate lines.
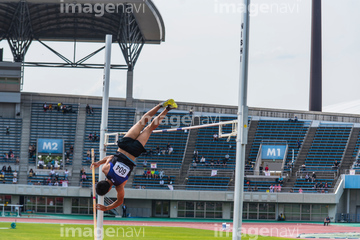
38, 139, 64, 154
261, 145, 286, 160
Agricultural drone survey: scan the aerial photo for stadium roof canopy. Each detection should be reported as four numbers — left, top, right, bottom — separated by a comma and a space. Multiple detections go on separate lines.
0, 0, 165, 68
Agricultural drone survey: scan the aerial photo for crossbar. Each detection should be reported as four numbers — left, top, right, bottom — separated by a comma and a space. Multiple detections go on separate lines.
104, 120, 238, 146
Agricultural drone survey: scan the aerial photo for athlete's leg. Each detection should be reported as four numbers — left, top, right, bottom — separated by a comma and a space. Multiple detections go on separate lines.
124, 100, 177, 139
124, 104, 161, 139
136, 107, 171, 146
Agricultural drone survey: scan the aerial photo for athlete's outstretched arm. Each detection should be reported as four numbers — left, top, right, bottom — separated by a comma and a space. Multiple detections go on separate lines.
90, 155, 113, 169
96, 182, 125, 211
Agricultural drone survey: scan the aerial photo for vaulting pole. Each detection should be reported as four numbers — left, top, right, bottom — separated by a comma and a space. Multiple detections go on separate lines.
97, 34, 112, 240
233, 0, 250, 239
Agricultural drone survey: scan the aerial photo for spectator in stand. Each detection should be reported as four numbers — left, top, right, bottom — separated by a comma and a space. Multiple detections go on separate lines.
43, 102, 49, 112
154, 169, 159, 179
86, 155, 91, 163
93, 132, 99, 141
50, 168, 55, 178
167, 175, 172, 184
88, 133, 93, 141
274, 184, 279, 192
0, 170, 4, 183
64, 169, 69, 180
298, 188, 303, 193
213, 133, 218, 141
278, 176, 284, 184
13, 170, 18, 178
305, 173, 310, 182
146, 169, 151, 179
6, 126, 10, 135
254, 184, 258, 192
166, 142, 171, 151
159, 170, 165, 179
143, 159, 147, 167
265, 165, 269, 172
168, 146, 174, 154
269, 184, 274, 193
200, 156, 206, 164
81, 172, 87, 182
3, 153, 8, 160
216, 159, 221, 166
15, 157, 19, 165
159, 179, 164, 186
151, 169, 155, 178
143, 169, 147, 178
49, 103, 53, 111
86, 104, 92, 114
301, 164, 306, 172
193, 149, 198, 159
29, 168, 35, 178
210, 159, 214, 167
13, 177, 17, 184
312, 172, 317, 182
87, 150, 91, 157
277, 184, 282, 192
2, 166, 6, 172
333, 160, 339, 169
156, 146, 160, 155
70, 145, 74, 155
189, 107, 193, 117
7, 165, 12, 172
297, 140, 301, 148
192, 160, 197, 168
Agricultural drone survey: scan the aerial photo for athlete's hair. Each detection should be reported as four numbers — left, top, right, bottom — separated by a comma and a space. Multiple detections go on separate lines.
96, 180, 111, 196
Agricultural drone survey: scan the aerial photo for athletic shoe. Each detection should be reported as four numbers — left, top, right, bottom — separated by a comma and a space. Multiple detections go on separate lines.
161, 99, 177, 109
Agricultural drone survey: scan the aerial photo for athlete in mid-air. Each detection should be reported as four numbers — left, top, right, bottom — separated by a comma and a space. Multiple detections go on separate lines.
90, 99, 178, 211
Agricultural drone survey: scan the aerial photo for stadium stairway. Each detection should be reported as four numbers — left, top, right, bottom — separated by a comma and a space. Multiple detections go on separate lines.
69, 105, 87, 186
339, 127, 360, 174
177, 116, 199, 185
244, 120, 258, 173
18, 102, 32, 184
282, 127, 316, 189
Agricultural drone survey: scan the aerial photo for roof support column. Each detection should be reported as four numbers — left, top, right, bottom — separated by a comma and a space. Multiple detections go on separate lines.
6, 1, 33, 62
126, 67, 134, 107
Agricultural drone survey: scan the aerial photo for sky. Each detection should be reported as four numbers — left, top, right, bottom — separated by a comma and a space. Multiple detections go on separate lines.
1, 0, 360, 113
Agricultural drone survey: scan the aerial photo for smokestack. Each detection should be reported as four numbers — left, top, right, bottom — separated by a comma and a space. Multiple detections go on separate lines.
309, 0, 322, 112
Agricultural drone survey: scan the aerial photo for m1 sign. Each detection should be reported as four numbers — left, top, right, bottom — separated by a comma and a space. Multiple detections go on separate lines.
261, 145, 286, 160
37, 139, 64, 154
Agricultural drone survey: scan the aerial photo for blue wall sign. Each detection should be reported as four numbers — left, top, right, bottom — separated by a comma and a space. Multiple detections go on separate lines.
37, 139, 64, 154
261, 145, 287, 160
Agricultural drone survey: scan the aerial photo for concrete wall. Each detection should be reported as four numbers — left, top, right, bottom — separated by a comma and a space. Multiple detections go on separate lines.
0, 103, 16, 118
63, 197, 72, 214
124, 199, 152, 218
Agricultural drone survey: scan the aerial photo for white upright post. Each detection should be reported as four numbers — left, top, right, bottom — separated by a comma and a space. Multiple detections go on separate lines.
97, 34, 112, 240
232, 1, 250, 239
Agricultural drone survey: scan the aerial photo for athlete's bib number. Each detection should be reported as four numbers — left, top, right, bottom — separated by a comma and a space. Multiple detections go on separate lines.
113, 162, 130, 178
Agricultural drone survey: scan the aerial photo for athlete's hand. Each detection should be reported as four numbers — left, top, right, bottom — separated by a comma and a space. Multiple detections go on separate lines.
96, 204, 108, 211
90, 162, 100, 169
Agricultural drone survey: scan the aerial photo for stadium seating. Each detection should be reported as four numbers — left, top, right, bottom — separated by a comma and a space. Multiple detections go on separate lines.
83, 107, 136, 165
136, 111, 190, 169
80, 172, 98, 188
249, 120, 311, 171
186, 176, 230, 191
132, 175, 175, 190
29, 103, 78, 165
0, 118, 22, 163
0, 171, 18, 184
193, 115, 238, 170
244, 179, 283, 192
293, 178, 332, 193
304, 124, 351, 170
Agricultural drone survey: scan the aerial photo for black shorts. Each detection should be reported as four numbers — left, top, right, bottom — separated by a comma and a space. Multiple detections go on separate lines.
117, 137, 146, 158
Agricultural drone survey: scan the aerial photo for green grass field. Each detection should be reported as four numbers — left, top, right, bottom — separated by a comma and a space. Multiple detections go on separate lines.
0, 222, 297, 240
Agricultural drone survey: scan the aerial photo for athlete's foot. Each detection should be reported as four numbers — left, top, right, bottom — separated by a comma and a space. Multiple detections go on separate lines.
166, 100, 178, 111
161, 99, 178, 109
